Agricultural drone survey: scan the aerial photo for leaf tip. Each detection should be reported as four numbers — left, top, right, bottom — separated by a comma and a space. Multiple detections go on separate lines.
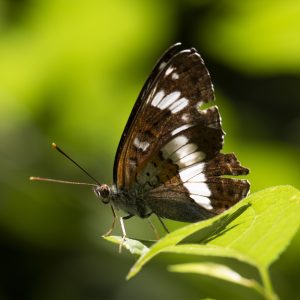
126, 266, 138, 280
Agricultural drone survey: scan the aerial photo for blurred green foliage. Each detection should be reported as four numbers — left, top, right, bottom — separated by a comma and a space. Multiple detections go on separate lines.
0, 0, 299, 299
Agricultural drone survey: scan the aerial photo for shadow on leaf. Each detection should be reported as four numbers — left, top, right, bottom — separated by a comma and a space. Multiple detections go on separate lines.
182, 203, 251, 244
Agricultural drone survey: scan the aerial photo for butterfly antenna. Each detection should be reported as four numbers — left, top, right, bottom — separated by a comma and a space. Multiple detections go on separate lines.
50, 142, 102, 186
29, 176, 98, 187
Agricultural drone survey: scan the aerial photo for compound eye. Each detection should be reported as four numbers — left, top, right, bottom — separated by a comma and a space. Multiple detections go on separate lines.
93, 185, 110, 204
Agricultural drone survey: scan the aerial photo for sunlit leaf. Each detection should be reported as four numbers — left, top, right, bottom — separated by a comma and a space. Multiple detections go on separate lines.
163, 244, 255, 266
168, 263, 264, 295
126, 185, 300, 279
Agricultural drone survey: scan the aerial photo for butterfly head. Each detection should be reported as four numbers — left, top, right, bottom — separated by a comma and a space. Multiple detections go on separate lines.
93, 184, 111, 204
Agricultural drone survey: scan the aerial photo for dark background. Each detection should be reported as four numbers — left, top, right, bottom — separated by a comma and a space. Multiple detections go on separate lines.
0, 0, 299, 299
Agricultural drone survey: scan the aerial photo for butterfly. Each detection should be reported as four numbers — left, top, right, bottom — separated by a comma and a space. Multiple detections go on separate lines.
31, 43, 250, 241
93, 43, 250, 238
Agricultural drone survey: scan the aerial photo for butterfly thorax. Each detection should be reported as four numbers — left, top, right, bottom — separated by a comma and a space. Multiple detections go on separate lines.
93, 184, 152, 218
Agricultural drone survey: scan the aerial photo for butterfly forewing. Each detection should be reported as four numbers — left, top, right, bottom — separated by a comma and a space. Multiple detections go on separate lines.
113, 44, 250, 222
115, 47, 217, 189
113, 43, 184, 184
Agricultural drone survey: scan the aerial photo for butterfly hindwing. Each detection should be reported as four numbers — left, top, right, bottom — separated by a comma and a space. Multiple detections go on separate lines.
142, 150, 249, 221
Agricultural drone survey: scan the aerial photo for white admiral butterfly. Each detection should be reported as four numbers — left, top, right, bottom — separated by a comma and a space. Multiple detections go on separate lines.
32, 43, 250, 240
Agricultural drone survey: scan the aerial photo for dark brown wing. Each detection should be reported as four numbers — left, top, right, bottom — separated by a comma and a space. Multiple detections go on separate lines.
114, 46, 216, 190
113, 43, 184, 183
144, 153, 249, 221
113, 44, 250, 221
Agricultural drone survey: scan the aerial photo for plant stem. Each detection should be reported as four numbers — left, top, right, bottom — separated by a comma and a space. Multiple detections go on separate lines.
259, 267, 278, 300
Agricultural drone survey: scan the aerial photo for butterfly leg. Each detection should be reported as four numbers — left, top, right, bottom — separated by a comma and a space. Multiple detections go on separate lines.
147, 218, 160, 240
157, 215, 170, 234
119, 214, 133, 253
102, 205, 117, 237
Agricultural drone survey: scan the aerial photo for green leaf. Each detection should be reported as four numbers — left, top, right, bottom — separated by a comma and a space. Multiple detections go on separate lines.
169, 262, 264, 296
163, 244, 256, 266
103, 236, 149, 256
126, 185, 300, 279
